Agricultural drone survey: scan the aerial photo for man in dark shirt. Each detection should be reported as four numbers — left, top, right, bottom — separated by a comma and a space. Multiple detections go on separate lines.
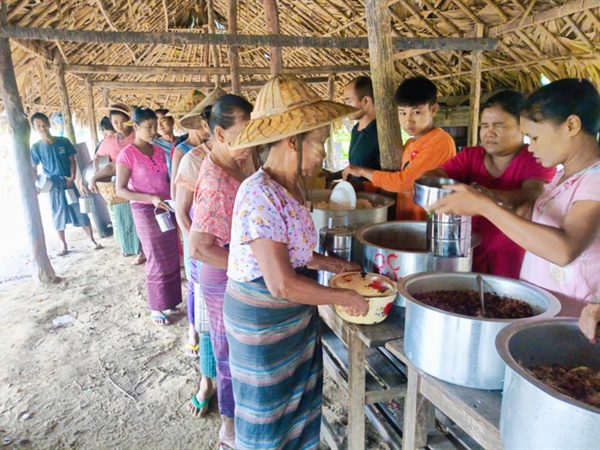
327, 76, 381, 183
344, 76, 380, 172
30, 112, 101, 255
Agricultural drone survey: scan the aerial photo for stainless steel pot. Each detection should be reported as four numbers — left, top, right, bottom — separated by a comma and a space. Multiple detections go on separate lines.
496, 319, 600, 449
413, 177, 461, 208
399, 272, 562, 389
356, 221, 481, 306
310, 189, 395, 254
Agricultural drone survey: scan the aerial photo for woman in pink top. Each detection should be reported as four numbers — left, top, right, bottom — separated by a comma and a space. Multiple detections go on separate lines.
424, 90, 556, 278
116, 107, 182, 326
431, 79, 600, 329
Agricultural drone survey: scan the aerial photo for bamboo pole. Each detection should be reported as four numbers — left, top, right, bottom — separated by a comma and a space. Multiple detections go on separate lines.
206, 0, 221, 87
0, 26, 499, 51
64, 63, 371, 76
263, 0, 283, 76
78, 77, 329, 90
365, 0, 402, 170
228, 0, 241, 95
468, 24, 485, 147
52, 52, 76, 144
0, 33, 56, 284
84, 76, 98, 148
102, 87, 109, 107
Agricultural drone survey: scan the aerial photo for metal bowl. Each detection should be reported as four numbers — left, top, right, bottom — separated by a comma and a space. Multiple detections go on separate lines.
496, 319, 600, 449
310, 189, 395, 253
412, 177, 461, 208
35, 174, 53, 193
399, 272, 562, 389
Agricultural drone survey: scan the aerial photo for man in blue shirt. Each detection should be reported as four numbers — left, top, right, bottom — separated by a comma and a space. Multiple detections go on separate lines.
30, 113, 101, 255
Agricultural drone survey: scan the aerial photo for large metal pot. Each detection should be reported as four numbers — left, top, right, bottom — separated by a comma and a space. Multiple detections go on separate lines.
356, 222, 480, 305
310, 189, 394, 253
398, 272, 562, 389
496, 319, 600, 449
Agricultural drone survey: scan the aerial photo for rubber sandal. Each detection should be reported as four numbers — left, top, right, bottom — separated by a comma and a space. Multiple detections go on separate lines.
150, 314, 170, 326
217, 443, 233, 450
186, 343, 199, 357
190, 394, 212, 417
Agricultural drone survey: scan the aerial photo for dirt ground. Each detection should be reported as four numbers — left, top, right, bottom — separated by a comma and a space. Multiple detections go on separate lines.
0, 231, 390, 449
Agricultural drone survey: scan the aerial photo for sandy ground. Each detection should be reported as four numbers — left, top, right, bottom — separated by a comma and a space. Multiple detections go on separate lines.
0, 228, 390, 449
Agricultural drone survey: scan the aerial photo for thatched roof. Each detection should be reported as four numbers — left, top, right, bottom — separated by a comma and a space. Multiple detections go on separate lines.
3, 0, 600, 126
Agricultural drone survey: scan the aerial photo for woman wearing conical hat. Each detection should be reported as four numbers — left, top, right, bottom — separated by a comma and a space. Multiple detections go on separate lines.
224, 76, 368, 450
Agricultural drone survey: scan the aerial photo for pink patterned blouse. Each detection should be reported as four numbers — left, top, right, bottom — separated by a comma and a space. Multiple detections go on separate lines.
116, 143, 170, 203
227, 168, 318, 283
520, 161, 600, 316
191, 155, 240, 248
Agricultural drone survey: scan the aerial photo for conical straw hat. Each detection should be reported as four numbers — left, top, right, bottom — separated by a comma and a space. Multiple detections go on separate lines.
97, 102, 131, 117
229, 75, 358, 150
179, 88, 228, 130
168, 90, 206, 117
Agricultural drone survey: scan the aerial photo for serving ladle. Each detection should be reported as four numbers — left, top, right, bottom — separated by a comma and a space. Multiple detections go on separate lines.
476, 274, 486, 318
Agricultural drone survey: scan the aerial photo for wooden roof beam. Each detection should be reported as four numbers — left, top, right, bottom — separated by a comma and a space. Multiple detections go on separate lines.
489, 0, 600, 36
77, 77, 329, 91
64, 64, 372, 76
0, 26, 498, 51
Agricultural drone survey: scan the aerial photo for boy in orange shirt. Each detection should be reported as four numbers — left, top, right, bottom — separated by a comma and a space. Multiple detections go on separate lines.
342, 76, 456, 219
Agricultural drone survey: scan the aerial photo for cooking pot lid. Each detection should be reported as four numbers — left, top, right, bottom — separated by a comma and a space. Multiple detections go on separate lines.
330, 271, 396, 297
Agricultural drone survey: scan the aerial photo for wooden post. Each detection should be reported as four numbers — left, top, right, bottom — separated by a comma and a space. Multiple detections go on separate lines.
228, 0, 241, 95
102, 87, 109, 107
84, 76, 98, 148
326, 74, 336, 170
207, 0, 221, 87
365, 0, 403, 170
263, 0, 283, 76
0, 35, 56, 283
53, 52, 76, 144
468, 24, 485, 147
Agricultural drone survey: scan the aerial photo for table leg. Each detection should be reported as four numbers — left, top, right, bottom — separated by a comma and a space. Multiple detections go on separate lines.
347, 330, 366, 450
403, 366, 435, 449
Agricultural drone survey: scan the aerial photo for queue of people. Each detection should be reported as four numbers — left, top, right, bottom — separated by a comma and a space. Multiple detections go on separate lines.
29, 74, 599, 449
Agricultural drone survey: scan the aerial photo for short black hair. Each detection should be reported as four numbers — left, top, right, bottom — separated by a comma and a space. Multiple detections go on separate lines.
481, 90, 526, 122
394, 76, 437, 107
109, 106, 130, 120
30, 112, 49, 126
207, 94, 253, 133
348, 76, 374, 104
131, 107, 157, 125
521, 78, 600, 136
155, 108, 169, 116
99, 116, 114, 132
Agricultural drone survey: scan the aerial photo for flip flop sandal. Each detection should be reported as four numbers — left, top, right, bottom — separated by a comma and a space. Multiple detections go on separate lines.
217, 443, 234, 450
150, 314, 170, 326
190, 394, 212, 417
162, 308, 182, 316
186, 343, 200, 357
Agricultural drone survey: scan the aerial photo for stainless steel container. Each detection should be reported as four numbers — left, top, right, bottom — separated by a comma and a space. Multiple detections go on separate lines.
318, 217, 354, 286
79, 196, 93, 214
64, 188, 78, 205
413, 177, 461, 208
155, 208, 175, 232
427, 213, 472, 257
356, 222, 480, 306
496, 319, 600, 449
310, 189, 395, 254
398, 272, 562, 389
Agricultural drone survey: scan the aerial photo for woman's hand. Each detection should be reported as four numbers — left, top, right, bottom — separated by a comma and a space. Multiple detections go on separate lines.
578, 303, 600, 344
89, 177, 99, 193
150, 195, 171, 211
64, 175, 74, 188
429, 183, 496, 216
334, 260, 362, 274
342, 165, 363, 180
340, 291, 369, 317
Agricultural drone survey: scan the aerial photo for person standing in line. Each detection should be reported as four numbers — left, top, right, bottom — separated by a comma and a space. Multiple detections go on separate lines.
152, 108, 178, 176
30, 112, 101, 256
115, 107, 182, 325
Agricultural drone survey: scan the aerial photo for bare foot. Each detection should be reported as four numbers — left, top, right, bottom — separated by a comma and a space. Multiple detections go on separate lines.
186, 325, 199, 357
219, 418, 235, 448
132, 254, 146, 265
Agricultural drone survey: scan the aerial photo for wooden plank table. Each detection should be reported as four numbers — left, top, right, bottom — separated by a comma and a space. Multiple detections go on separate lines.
385, 338, 504, 450
318, 305, 405, 450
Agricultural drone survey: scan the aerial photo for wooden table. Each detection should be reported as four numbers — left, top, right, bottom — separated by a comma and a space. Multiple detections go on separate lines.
318, 305, 405, 450
385, 338, 504, 450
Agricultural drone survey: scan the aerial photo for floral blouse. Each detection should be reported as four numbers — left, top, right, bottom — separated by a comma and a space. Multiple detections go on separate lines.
191, 155, 241, 248
227, 168, 317, 283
